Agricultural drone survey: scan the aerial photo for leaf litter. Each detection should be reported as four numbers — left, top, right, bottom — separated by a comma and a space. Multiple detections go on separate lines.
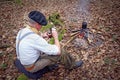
0, 0, 120, 80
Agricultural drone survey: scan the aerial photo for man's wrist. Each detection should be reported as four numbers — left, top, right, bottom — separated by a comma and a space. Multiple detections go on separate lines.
54, 37, 58, 40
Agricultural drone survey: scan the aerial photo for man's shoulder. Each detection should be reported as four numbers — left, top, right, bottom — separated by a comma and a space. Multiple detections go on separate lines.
17, 28, 37, 39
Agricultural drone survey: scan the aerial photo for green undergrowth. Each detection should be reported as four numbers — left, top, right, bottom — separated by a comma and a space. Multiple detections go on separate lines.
17, 74, 28, 80
41, 12, 65, 44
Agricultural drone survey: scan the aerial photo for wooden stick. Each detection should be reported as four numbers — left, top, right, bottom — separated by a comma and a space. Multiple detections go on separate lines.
62, 34, 79, 48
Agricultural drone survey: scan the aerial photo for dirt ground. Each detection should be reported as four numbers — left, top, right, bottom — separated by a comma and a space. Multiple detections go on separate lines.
0, 0, 120, 80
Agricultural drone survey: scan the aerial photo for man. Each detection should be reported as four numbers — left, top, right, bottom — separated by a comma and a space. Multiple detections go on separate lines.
15, 10, 83, 79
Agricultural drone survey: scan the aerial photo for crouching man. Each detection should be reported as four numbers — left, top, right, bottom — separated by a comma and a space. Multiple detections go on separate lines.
15, 10, 83, 79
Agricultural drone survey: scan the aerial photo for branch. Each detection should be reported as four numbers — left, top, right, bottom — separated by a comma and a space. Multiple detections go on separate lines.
62, 33, 79, 48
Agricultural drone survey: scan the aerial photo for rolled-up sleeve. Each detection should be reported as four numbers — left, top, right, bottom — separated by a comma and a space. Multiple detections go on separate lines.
32, 35, 59, 55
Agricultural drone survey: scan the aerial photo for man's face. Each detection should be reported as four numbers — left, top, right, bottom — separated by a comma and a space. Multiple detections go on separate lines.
35, 23, 42, 31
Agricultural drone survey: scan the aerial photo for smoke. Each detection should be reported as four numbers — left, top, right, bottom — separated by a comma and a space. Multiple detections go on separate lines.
64, 0, 92, 23
76, 0, 91, 22
76, 0, 90, 14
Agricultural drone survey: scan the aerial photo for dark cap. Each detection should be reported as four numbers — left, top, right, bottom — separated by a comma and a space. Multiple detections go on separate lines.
28, 11, 47, 26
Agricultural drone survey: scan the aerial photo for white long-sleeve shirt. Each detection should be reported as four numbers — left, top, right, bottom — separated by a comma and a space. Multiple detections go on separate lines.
16, 27, 59, 65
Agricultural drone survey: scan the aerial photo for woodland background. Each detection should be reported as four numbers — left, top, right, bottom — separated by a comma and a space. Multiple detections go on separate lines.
0, 0, 120, 80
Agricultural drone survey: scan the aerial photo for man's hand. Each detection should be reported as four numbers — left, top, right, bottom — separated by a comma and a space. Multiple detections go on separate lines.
42, 31, 53, 38
42, 32, 49, 38
51, 28, 58, 39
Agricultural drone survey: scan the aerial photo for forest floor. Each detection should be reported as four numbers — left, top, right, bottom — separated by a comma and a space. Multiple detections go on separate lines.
0, 0, 120, 80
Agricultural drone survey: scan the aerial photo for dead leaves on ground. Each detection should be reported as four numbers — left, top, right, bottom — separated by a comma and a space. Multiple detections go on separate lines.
0, 0, 120, 80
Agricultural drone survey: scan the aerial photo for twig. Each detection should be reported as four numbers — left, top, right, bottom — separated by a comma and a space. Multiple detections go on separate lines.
70, 31, 79, 36
62, 34, 79, 48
